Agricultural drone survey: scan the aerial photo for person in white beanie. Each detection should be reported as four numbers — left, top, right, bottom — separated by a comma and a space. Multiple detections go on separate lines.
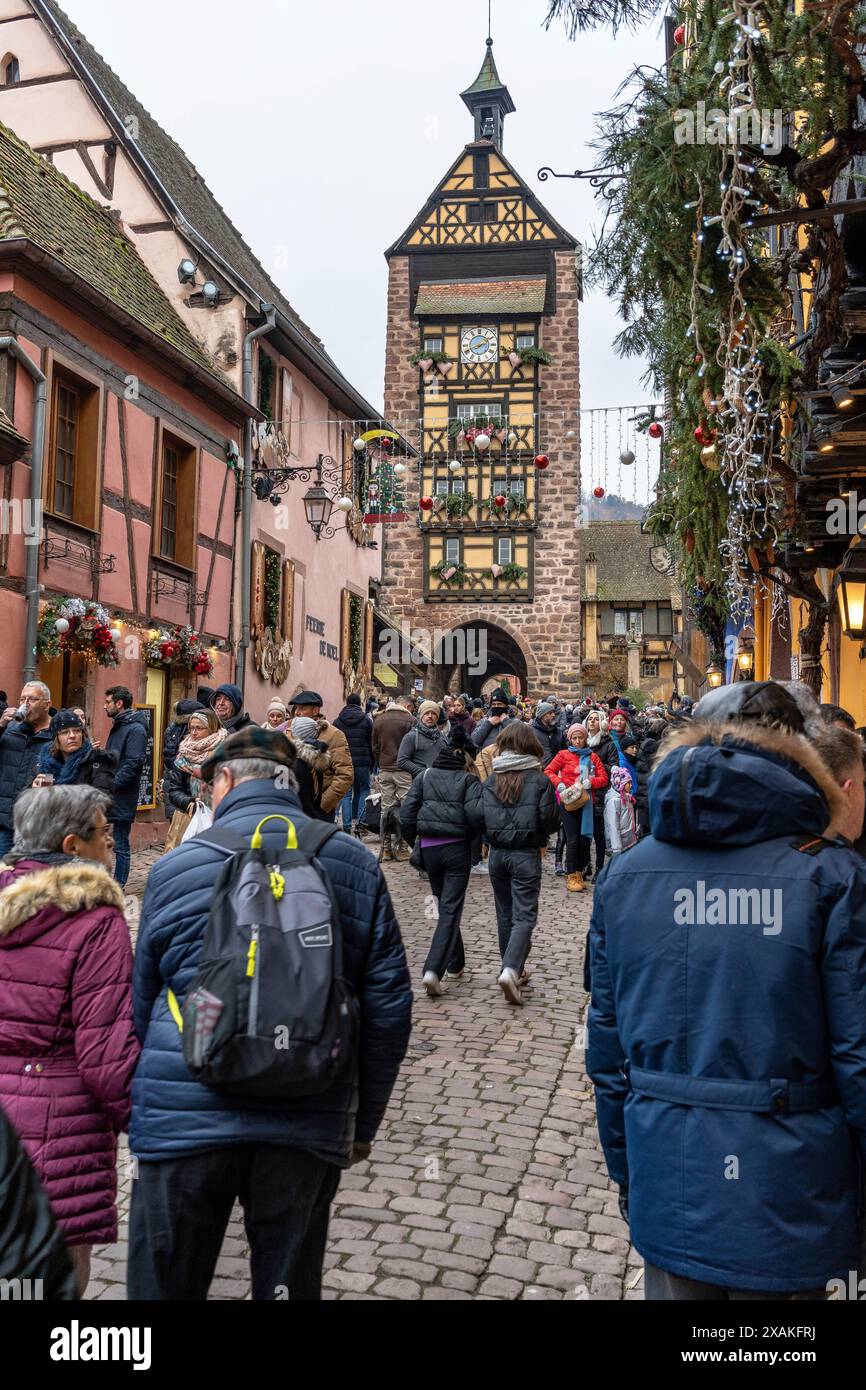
261, 698, 287, 730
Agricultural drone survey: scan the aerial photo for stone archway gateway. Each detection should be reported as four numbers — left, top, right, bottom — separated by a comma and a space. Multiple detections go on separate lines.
425, 620, 531, 699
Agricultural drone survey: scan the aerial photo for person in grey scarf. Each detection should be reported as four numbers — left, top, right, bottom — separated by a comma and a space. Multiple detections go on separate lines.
397, 701, 446, 779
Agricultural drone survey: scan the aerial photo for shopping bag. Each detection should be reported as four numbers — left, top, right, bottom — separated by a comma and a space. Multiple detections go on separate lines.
165, 805, 193, 852
181, 799, 214, 842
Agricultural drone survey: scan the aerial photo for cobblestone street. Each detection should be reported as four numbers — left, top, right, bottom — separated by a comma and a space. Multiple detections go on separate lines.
88, 845, 639, 1302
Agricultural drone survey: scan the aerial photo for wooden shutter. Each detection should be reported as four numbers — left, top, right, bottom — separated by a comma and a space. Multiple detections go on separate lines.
362, 600, 375, 677
340, 589, 352, 670
251, 542, 266, 635
282, 560, 295, 644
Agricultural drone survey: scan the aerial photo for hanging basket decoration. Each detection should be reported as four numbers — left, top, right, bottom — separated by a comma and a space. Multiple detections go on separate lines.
38, 597, 120, 667
145, 625, 214, 675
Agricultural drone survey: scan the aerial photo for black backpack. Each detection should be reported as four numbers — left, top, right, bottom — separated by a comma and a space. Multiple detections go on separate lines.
167, 814, 360, 1099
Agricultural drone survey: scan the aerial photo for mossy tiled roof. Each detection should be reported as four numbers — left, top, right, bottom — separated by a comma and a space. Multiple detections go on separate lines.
0, 120, 222, 379
39, 0, 323, 353
415, 277, 547, 315
582, 521, 675, 602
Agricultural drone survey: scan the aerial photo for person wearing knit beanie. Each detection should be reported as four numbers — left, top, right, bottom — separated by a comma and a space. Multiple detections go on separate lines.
262, 697, 288, 730
418, 700, 441, 720
290, 716, 319, 745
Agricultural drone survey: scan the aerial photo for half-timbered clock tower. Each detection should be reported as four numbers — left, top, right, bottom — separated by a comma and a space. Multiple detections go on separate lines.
382, 40, 582, 697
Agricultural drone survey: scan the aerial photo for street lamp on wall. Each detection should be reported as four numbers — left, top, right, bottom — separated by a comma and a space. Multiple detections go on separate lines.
706, 662, 724, 688
248, 453, 343, 541
835, 543, 866, 643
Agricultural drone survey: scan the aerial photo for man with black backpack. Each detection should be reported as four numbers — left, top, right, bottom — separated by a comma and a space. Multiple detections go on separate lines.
127, 727, 412, 1301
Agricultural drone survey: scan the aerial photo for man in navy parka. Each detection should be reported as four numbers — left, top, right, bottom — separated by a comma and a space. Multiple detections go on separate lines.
587, 681, 866, 1297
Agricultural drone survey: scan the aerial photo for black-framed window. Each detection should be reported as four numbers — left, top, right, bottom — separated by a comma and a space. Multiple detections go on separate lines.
483, 203, 497, 223
614, 608, 643, 636
466, 203, 482, 225
473, 152, 489, 188
3, 56, 20, 86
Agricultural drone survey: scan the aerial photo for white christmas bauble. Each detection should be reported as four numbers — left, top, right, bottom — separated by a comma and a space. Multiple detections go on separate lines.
55, 617, 70, 634
474, 433, 491, 451
109, 627, 122, 642
393, 462, 406, 476
336, 496, 353, 512
353, 438, 366, 452
507, 432, 518, 447
448, 460, 462, 473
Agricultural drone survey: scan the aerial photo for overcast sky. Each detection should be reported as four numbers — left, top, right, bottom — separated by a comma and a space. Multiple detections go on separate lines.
64, 0, 658, 418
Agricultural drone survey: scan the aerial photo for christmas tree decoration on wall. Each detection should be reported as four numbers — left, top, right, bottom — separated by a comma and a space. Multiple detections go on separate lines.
648, 421, 664, 440
593, 485, 605, 498
534, 454, 550, 470
419, 496, 434, 511
448, 460, 462, 473
700, 444, 720, 470
674, 22, 685, 44
620, 449, 636, 466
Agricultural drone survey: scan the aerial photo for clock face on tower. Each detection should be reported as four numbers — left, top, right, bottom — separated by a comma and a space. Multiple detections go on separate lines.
460, 325, 498, 363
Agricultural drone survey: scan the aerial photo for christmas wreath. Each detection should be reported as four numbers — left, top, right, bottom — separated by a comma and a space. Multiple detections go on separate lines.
145, 626, 214, 676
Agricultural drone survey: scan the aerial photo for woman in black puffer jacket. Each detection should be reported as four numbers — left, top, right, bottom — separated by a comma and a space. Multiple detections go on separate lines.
633, 718, 667, 837
400, 726, 482, 997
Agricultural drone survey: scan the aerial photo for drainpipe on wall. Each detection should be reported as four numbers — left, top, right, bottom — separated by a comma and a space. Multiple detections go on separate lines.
237, 305, 276, 695
0, 337, 47, 683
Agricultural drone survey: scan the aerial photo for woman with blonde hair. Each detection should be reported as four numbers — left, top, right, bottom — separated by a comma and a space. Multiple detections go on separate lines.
165, 706, 226, 815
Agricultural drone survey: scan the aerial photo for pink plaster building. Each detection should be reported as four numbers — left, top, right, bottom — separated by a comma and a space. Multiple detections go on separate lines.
0, 117, 253, 839
0, 0, 400, 724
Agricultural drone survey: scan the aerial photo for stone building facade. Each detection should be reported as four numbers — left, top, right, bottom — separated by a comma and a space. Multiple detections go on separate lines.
381, 43, 582, 697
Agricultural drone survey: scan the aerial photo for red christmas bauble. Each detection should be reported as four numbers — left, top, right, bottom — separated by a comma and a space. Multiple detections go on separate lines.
694, 424, 717, 446
493, 494, 507, 507
534, 454, 550, 470
593, 486, 605, 499
674, 23, 685, 44
648, 421, 664, 439
419, 497, 434, 511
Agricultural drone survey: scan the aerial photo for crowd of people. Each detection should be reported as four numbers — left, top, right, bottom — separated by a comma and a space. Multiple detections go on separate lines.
0, 670, 864, 1304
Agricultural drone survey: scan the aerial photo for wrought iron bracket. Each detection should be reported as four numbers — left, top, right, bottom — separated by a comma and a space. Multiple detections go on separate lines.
152, 571, 207, 605
42, 533, 116, 574
537, 165, 622, 199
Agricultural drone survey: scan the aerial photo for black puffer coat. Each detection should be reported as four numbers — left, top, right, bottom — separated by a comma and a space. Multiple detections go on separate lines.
334, 703, 374, 769
469, 767, 558, 850
399, 752, 482, 845
105, 710, 148, 822
530, 717, 564, 767
0, 720, 53, 831
70, 745, 117, 797
634, 721, 666, 835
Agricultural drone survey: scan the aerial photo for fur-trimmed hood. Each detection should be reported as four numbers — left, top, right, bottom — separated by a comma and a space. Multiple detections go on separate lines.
293, 739, 331, 772
0, 860, 126, 938
648, 718, 843, 847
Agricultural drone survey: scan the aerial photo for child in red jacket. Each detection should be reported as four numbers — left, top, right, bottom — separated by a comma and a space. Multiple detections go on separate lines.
545, 724, 607, 892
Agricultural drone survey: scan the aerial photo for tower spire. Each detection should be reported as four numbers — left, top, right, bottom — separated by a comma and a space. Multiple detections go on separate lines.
460, 31, 516, 149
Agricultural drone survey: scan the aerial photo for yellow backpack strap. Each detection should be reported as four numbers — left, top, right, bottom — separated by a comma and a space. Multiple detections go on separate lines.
250, 815, 298, 850
167, 988, 183, 1032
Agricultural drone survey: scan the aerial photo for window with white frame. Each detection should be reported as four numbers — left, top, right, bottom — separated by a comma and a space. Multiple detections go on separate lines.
445, 538, 461, 564
435, 478, 449, 496
456, 401, 502, 421
641, 660, 659, 678
423, 335, 443, 354
516, 333, 536, 349
496, 537, 513, 565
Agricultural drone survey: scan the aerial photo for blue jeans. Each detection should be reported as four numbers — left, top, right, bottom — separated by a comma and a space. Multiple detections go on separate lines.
0, 828, 13, 858
112, 819, 132, 887
340, 767, 371, 831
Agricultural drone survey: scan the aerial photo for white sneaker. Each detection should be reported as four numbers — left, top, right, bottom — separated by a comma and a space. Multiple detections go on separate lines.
444, 968, 464, 980
423, 970, 443, 997
470, 862, 489, 875
498, 967, 523, 1005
